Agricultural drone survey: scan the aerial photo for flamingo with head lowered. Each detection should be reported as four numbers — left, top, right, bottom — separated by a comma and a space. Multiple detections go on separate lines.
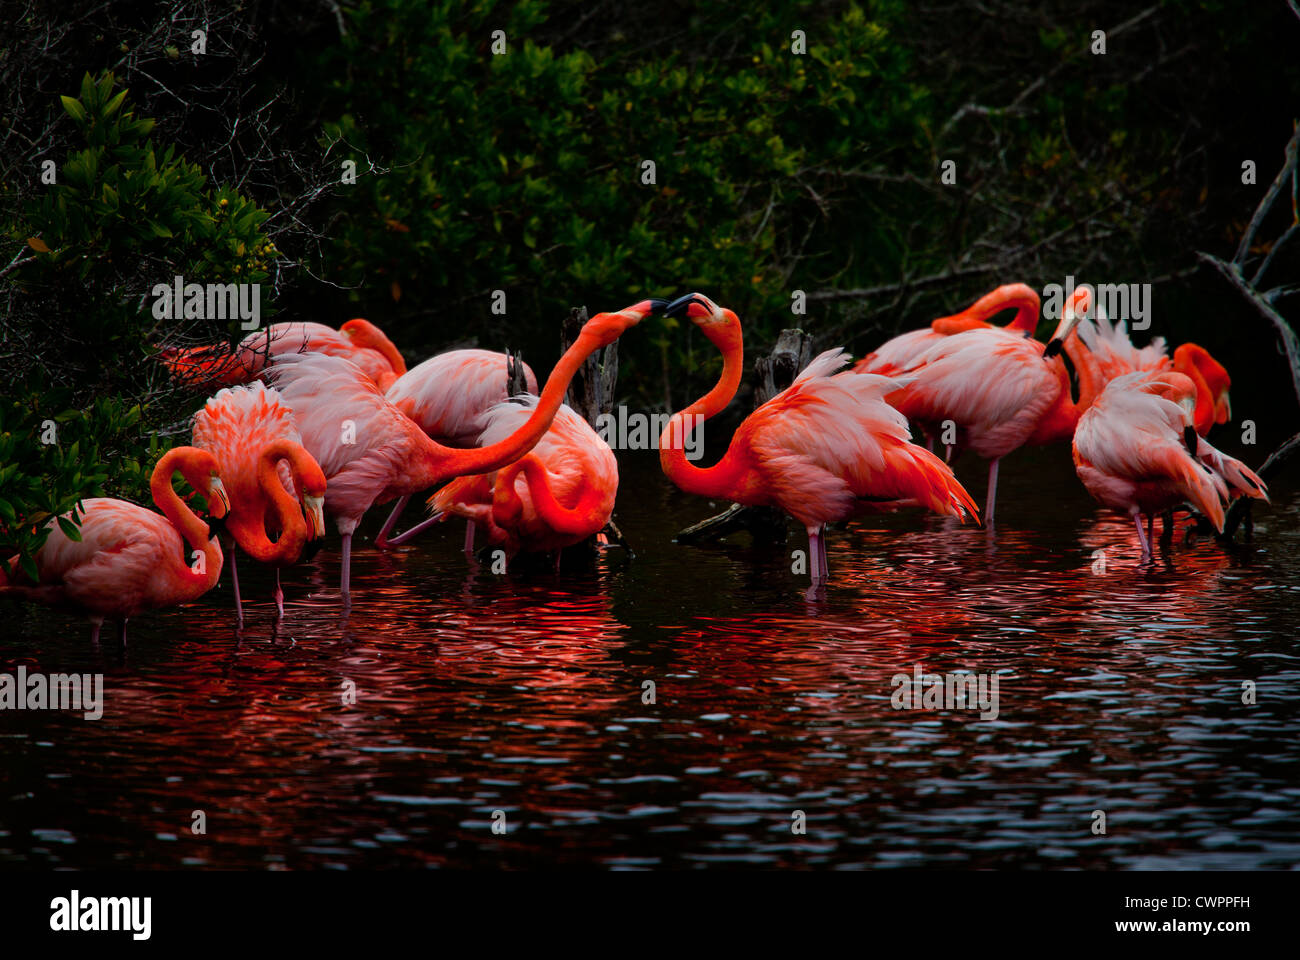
192, 381, 327, 623
1073, 368, 1266, 562
161, 319, 407, 392
267, 300, 663, 599
378, 348, 540, 545
881, 287, 1103, 525
0, 447, 229, 643
391, 397, 618, 566
855, 283, 1042, 377
658, 293, 980, 587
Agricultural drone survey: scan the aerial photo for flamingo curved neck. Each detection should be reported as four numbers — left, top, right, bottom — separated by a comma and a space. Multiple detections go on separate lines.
1030, 335, 1106, 445
494, 458, 603, 536
1173, 354, 1215, 434
150, 450, 219, 578
230, 441, 309, 564
659, 333, 750, 501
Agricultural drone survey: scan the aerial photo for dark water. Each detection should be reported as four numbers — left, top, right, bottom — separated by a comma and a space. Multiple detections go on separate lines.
3, 448, 1298, 870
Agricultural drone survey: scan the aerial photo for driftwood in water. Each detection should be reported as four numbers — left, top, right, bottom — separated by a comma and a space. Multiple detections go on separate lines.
675, 328, 813, 545
561, 305, 619, 426
1199, 126, 1300, 544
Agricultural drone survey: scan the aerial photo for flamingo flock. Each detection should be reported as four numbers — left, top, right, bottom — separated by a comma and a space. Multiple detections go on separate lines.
0, 282, 1268, 639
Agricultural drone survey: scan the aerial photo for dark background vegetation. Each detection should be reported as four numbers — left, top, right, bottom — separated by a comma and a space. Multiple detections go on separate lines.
2, 0, 1298, 569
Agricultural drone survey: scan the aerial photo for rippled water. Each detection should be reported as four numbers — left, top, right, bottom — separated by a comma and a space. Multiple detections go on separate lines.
3, 448, 1298, 869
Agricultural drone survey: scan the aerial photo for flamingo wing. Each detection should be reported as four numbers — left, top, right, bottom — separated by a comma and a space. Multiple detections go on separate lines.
741, 350, 979, 528
387, 349, 539, 446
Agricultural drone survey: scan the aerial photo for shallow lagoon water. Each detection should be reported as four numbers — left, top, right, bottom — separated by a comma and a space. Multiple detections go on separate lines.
3, 448, 1298, 870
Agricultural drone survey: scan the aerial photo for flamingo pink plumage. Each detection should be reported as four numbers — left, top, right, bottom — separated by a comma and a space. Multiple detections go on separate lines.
162, 318, 407, 392
421, 397, 618, 562
882, 288, 1102, 524
1072, 369, 1266, 562
192, 382, 327, 622
266, 300, 662, 599
0, 447, 229, 642
854, 283, 1042, 377
387, 348, 539, 446
1073, 298, 1233, 436
659, 293, 979, 587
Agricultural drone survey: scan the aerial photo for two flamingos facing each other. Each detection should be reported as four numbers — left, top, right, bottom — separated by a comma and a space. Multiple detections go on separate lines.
658, 292, 980, 587
0, 448, 229, 643
267, 299, 664, 599
1072, 369, 1266, 564
191, 381, 328, 623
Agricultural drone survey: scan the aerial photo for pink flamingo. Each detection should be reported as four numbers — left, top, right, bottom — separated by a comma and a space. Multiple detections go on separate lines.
1073, 369, 1266, 562
387, 348, 539, 445
0, 447, 229, 642
412, 397, 618, 563
191, 382, 328, 622
1073, 300, 1233, 436
658, 293, 980, 587
883, 288, 1103, 524
379, 348, 539, 541
267, 300, 662, 598
854, 283, 1042, 377
161, 319, 407, 392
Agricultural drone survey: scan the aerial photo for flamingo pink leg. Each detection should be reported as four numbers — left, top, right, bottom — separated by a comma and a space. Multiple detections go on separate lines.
90, 621, 102, 644
807, 525, 828, 584
374, 495, 410, 549
378, 505, 446, 548
273, 568, 284, 619
1146, 514, 1154, 549
116, 619, 128, 645
1133, 509, 1152, 563
464, 521, 476, 555
985, 458, 1000, 526
228, 546, 244, 624
341, 533, 352, 598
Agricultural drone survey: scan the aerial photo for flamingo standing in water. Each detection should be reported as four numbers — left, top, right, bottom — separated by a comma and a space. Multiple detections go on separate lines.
161, 318, 407, 391
1073, 369, 1266, 562
855, 283, 1042, 377
267, 300, 662, 599
191, 382, 328, 622
397, 398, 618, 564
0, 447, 229, 642
658, 293, 980, 587
882, 288, 1102, 524
379, 348, 539, 542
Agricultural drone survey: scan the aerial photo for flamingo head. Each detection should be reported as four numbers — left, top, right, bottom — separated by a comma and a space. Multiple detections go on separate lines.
1173, 342, 1231, 424
1043, 285, 1092, 359
662, 292, 742, 351
1143, 371, 1200, 454
297, 460, 328, 540
341, 318, 408, 376
582, 299, 671, 347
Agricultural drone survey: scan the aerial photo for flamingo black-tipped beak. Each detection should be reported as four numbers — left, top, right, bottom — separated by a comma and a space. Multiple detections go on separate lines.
647, 297, 670, 313
206, 516, 227, 540
1043, 338, 1064, 359
1184, 425, 1199, 456
663, 293, 705, 319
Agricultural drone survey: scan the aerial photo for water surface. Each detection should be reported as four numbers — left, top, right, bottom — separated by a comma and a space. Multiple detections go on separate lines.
3, 448, 1298, 870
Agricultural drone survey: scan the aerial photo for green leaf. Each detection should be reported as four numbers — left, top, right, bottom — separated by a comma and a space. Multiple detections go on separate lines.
57, 515, 82, 542
60, 96, 88, 124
